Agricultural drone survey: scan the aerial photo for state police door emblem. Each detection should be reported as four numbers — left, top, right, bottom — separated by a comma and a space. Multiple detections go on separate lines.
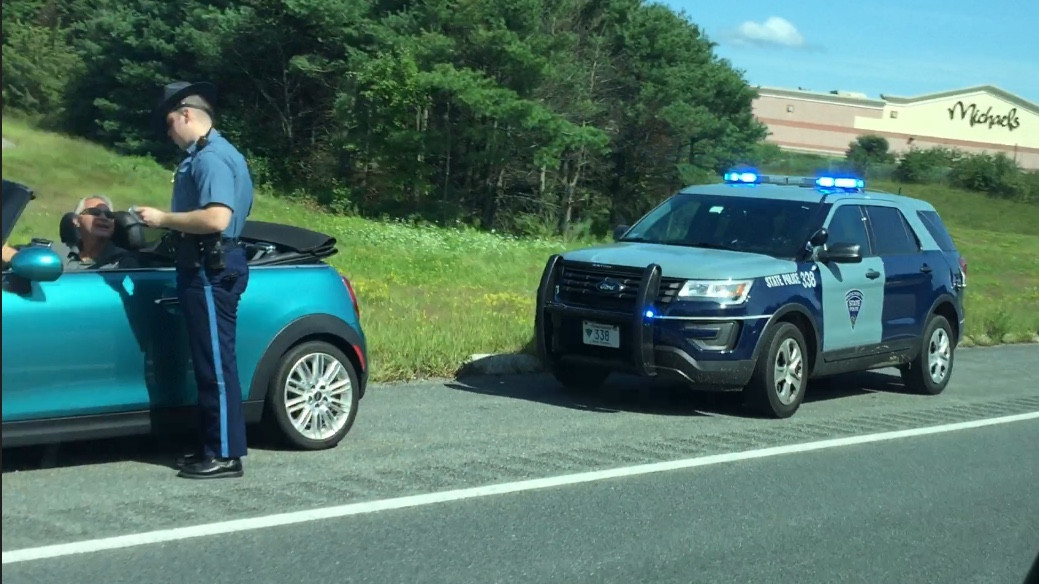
845, 289, 863, 328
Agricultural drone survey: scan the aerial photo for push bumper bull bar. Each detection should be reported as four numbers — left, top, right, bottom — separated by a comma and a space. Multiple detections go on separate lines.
535, 254, 662, 377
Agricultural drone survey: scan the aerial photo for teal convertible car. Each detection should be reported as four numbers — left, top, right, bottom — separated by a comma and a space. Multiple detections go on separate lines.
1, 179, 368, 450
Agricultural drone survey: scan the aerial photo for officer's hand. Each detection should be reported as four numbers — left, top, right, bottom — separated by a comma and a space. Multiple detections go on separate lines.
133, 206, 168, 228
2, 243, 18, 263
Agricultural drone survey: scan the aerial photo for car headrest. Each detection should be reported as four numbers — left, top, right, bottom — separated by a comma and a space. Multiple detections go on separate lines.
59, 212, 78, 245
111, 209, 150, 250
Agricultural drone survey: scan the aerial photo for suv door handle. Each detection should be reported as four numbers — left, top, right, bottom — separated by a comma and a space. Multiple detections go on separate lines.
866, 269, 881, 280
920, 264, 932, 274
155, 297, 180, 306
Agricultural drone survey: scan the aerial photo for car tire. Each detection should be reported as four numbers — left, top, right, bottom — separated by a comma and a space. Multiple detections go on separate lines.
264, 340, 360, 450
742, 322, 808, 418
900, 314, 954, 395
550, 361, 610, 391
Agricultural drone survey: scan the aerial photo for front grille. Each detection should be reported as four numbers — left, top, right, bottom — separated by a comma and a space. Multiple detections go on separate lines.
556, 261, 684, 312
657, 279, 683, 305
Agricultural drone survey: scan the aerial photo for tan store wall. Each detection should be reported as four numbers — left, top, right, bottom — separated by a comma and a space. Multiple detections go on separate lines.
752, 86, 1039, 170
753, 91, 883, 127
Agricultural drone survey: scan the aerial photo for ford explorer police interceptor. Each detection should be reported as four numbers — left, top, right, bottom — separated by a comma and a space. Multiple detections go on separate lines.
534, 171, 967, 418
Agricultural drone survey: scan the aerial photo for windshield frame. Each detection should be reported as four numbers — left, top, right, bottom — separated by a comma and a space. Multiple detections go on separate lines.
618, 191, 824, 259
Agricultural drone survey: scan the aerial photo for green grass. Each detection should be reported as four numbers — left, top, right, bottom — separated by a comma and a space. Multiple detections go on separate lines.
3, 117, 1037, 383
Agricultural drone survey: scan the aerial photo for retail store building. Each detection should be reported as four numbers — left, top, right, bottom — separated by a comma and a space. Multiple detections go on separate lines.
752, 85, 1039, 170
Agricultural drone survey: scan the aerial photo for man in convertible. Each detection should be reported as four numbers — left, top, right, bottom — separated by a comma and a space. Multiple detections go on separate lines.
3, 194, 136, 270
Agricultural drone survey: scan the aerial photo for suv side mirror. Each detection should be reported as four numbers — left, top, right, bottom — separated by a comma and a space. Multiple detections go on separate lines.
809, 228, 829, 247
10, 245, 64, 281
613, 225, 630, 242
818, 242, 862, 264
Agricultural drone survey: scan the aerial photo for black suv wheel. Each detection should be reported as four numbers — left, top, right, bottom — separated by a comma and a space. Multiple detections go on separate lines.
743, 322, 808, 418
900, 314, 954, 395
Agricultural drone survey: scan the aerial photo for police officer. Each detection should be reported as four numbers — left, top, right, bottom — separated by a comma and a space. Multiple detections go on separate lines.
135, 81, 254, 479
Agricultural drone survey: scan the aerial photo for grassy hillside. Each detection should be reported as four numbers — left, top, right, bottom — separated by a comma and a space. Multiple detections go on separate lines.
1, 116, 584, 382
3, 117, 1037, 383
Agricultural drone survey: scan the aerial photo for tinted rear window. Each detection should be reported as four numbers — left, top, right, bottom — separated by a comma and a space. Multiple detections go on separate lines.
917, 210, 957, 251
864, 205, 919, 255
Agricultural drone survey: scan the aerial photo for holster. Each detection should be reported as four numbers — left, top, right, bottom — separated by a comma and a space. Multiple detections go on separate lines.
174, 232, 228, 273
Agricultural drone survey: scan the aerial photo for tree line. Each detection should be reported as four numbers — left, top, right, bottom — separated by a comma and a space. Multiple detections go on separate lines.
2, 0, 768, 236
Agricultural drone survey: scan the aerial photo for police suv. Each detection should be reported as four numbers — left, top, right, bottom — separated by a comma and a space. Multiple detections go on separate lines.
534, 171, 967, 418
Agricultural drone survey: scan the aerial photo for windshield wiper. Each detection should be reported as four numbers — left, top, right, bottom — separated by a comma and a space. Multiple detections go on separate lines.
678, 241, 738, 251
620, 238, 741, 252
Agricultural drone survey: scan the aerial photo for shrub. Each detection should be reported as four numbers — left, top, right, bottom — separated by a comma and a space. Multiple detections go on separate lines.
948, 152, 1021, 199
845, 134, 895, 174
1011, 169, 1039, 204
894, 147, 961, 184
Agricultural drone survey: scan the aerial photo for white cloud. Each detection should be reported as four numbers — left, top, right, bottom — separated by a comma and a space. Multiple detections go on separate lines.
732, 17, 805, 48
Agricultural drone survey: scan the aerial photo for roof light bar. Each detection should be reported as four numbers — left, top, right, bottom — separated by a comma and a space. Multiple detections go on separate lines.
721, 169, 866, 192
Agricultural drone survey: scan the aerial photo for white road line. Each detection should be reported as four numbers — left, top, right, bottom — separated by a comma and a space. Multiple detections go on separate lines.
4, 411, 1038, 565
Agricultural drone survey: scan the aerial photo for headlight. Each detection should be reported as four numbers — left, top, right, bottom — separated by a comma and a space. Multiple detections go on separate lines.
677, 279, 753, 304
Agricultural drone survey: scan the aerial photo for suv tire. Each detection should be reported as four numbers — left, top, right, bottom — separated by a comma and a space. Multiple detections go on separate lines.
743, 322, 808, 418
900, 314, 954, 395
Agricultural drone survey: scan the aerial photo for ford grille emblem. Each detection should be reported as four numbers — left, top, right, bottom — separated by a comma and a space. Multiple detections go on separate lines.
598, 278, 623, 293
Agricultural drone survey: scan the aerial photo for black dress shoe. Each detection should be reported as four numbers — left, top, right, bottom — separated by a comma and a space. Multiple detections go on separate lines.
177, 457, 244, 479
176, 452, 205, 468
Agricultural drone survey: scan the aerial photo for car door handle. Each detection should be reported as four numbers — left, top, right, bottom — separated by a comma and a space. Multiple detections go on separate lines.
866, 269, 881, 280
920, 264, 932, 274
154, 297, 180, 306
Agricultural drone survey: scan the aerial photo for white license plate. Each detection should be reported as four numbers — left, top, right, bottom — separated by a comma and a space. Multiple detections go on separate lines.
582, 321, 620, 348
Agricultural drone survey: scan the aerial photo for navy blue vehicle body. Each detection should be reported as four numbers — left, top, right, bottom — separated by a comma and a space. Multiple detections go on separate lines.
535, 174, 966, 392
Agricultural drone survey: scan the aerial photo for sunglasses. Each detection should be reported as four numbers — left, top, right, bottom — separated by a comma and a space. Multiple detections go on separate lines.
81, 207, 115, 219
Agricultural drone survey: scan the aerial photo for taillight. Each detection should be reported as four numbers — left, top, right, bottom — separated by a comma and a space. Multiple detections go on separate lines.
341, 275, 360, 317
958, 256, 967, 287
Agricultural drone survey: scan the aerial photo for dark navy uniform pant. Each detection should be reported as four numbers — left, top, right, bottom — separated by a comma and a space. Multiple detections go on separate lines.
176, 245, 250, 459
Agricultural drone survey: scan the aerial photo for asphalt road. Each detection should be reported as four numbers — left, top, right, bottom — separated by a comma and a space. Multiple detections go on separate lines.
3, 344, 1039, 582
4, 416, 1039, 584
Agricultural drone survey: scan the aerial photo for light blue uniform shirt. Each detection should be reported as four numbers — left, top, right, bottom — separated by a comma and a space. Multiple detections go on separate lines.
171, 129, 254, 239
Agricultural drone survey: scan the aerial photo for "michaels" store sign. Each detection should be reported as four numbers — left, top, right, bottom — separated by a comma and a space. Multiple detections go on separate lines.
947, 101, 1021, 132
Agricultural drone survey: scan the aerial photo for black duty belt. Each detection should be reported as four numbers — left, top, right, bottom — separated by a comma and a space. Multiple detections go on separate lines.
173, 233, 242, 270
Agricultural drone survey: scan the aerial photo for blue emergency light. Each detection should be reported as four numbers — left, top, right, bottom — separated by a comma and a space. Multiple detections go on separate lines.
816, 176, 865, 189
723, 171, 760, 184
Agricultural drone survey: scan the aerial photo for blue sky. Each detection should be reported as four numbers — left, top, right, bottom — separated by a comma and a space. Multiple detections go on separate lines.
658, 0, 1039, 104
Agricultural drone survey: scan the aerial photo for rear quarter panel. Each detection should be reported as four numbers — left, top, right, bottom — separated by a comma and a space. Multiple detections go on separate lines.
236, 264, 364, 400
898, 201, 965, 324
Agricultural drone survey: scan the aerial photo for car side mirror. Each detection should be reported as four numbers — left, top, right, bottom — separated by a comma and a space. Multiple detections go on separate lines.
10, 245, 64, 281
818, 242, 862, 264
809, 228, 829, 247
613, 225, 630, 242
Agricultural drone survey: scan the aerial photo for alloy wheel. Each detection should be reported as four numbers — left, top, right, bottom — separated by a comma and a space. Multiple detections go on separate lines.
283, 352, 354, 441
773, 338, 804, 406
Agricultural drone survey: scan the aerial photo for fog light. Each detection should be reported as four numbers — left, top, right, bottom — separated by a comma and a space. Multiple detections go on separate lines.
683, 321, 739, 350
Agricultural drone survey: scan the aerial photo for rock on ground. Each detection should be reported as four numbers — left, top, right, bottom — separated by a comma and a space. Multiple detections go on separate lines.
458, 353, 544, 376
